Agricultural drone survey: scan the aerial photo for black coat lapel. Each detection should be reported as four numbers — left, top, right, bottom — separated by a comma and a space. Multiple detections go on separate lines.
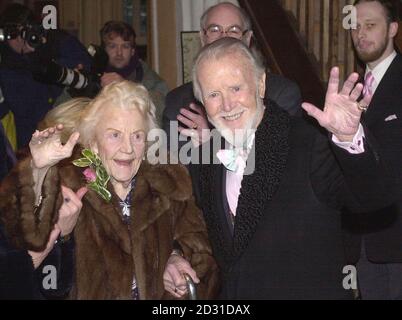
233, 100, 291, 259
364, 54, 402, 125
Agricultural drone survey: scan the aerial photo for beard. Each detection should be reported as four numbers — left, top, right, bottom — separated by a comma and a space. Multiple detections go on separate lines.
355, 37, 389, 64
208, 95, 265, 148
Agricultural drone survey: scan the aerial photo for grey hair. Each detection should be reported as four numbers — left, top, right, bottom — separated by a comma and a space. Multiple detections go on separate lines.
78, 81, 158, 149
192, 37, 265, 104
200, 2, 252, 31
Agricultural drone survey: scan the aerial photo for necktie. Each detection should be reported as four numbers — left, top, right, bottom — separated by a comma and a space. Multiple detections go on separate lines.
363, 71, 375, 97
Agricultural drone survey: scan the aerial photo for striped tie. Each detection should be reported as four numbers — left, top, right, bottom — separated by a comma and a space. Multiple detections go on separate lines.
363, 71, 375, 97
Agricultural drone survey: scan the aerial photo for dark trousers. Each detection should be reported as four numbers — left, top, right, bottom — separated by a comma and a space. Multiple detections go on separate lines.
357, 240, 402, 300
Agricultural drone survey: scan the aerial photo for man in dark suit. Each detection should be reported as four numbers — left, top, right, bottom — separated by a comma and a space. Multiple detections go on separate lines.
162, 2, 301, 151
188, 37, 394, 299
342, 0, 402, 299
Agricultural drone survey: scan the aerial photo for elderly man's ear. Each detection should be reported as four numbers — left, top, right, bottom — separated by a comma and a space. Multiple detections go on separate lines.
199, 31, 206, 47
258, 72, 266, 99
244, 30, 253, 47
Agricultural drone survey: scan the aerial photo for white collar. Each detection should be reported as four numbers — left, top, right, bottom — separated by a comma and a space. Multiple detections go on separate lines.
365, 51, 397, 93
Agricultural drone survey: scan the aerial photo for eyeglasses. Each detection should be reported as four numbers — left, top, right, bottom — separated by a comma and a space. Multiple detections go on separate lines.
203, 25, 249, 40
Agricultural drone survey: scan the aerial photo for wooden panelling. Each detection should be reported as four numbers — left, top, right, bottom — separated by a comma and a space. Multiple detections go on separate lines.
280, 0, 357, 83
239, 0, 326, 106
154, 0, 177, 90
59, 0, 123, 47
298, 0, 306, 41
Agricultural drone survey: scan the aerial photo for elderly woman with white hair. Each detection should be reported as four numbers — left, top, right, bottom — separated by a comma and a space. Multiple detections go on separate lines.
0, 81, 219, 300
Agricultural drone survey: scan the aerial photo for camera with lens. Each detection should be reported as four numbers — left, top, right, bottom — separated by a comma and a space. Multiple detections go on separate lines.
0, 23, 45, 49
31, 43, 109, 98
0, 3, 107, 98
0, 18, 108, 98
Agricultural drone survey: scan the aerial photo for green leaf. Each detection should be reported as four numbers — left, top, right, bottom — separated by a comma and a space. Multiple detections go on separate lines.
93, 156, 102, 167
89, 183, 111, 202
96, 166, 109, 185
81, 149, 102, 166
72, 158, 92, 168
73, 149, 111, 203
82, 149, 97, 163
98, 187, 112, 202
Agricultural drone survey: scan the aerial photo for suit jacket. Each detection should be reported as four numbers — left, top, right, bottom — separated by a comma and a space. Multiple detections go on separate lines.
189, 101, 394, 299
0, 156, 219, 299
162, 73, 302, 149
342, 53, 402, 263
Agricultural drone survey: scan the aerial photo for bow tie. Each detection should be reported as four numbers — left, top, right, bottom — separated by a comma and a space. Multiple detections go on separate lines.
216, 133, 256, 173
216, 148, 247, 173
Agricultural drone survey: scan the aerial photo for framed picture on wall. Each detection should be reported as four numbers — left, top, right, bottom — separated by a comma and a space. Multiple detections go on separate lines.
181, 31, 201, 84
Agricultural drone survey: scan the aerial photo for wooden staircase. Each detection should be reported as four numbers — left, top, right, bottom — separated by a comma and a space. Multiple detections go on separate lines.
279, 0, 359, 82
238, 0, 326, 106
238, 0, 402, 107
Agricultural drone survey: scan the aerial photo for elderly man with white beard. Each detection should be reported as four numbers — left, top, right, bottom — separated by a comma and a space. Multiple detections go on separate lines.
188, 37, 395, 299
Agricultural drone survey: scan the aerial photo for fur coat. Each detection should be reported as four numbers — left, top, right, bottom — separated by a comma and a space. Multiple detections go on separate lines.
0, 156, 220, 299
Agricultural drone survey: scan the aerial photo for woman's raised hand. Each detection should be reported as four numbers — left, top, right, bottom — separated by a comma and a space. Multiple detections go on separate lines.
30, 124, 80, 170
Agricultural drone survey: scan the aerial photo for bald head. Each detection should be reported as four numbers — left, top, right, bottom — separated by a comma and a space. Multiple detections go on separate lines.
200, 2, 253, 46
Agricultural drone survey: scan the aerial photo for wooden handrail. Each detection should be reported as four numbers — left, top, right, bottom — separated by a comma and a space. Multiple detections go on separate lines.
238, 0, 325, 107
280, 0, 359, 83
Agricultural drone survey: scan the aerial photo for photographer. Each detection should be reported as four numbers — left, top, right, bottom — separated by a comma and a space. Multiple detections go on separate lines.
54, 21, 168, 125
56, 21, 169, 125
0, 3, 91, 149
99, 21, 168, 125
